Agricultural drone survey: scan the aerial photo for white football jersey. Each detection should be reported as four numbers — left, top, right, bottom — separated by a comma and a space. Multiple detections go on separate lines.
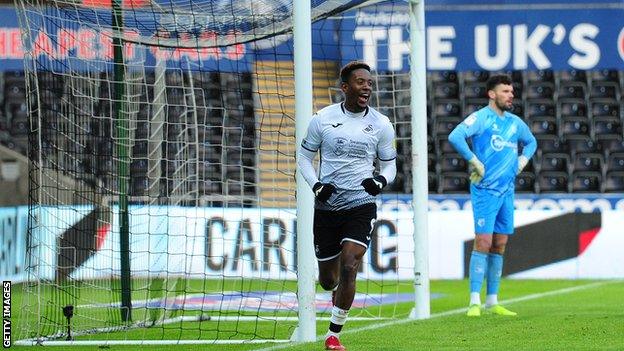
301, 102, 396, 210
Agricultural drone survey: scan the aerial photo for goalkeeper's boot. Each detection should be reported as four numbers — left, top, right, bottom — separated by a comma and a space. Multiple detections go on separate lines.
325, 335, 346, 351
466, 304, 481, 317
486, 304, 517, 316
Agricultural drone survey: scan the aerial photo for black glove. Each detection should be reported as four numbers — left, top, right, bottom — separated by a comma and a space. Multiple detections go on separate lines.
312, 182, 336, 203
361, 175, 387, 196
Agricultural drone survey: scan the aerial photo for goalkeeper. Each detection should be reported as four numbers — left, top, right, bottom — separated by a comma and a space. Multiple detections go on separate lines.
448, 74, 536, 317
297, 61, 396, 350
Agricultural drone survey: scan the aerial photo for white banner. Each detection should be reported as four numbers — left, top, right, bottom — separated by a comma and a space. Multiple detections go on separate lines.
3, 206, 623, 281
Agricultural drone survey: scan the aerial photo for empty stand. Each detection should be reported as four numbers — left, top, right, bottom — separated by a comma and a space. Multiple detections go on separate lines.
515, 172, 536, 193
571, 171, 601, 192
538, 171, 569, 193
572, 153, 603, 173
439, 172, 469, 193
604, 171, 624, 192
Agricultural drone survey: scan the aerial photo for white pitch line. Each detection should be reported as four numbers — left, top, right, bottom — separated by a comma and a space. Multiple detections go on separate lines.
253, 280, 618, 351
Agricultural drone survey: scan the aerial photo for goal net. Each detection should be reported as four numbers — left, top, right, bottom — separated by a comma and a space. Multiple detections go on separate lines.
15, 0, 420, 346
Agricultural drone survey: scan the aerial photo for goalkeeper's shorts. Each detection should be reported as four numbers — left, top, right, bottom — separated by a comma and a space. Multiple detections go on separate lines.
471, 187, 514, 235
313, 202, 376, 261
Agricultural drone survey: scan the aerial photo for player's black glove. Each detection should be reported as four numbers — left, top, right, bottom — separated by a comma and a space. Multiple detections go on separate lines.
361, 175, 387, 196
312, 182, 336, 203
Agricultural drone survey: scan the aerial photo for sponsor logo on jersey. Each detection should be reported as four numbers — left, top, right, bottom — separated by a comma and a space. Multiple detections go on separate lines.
490, 134, 517, 151
333, 137, 348, 156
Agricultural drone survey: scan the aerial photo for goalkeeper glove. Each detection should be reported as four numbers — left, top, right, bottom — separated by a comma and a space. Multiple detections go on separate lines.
517, 155, 529, 175
312, 182, 336, 203
468, 156, 485, 184
361, 175, 387, 196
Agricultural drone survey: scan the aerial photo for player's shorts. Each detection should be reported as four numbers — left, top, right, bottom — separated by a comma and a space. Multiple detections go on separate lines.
471, 187, 514, 234
313, 202, 377, 261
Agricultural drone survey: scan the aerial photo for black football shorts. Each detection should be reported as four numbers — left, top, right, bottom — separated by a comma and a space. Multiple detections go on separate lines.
313, 203, 377, 261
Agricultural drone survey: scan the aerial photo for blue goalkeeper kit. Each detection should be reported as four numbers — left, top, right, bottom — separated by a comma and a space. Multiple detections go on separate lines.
449, 106, 536, 234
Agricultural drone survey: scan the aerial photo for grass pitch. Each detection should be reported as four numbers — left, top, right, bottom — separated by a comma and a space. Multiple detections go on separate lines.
8, 279, 623, 350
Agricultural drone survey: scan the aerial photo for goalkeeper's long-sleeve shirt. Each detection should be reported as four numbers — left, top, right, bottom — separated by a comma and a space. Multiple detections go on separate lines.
448, 105, 537, 196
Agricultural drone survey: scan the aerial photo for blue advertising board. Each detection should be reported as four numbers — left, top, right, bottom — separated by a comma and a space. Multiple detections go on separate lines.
1, 1, 624, 71
341, 2, 624, 71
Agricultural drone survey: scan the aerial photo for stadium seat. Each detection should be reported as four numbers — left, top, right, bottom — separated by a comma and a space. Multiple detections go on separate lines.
604, 171, 624, 192
539, 153, 569, 172
557, 81, 587, 99
432, 100, 461, 118
536, 135, 568, 156
571, 171, 602, 193
427, 135, 435, 154
589, 69, 620, 83
131, 176, 148, 196
566, 134, 599, 154
427, 154, 436, 172
439, 153, 467, 172
596, 135, 624, 157
463, 99, 487, 116
515, 172, 536, 193
528, 116, 558, 136
432, 83, 459, 99
434, 117, 460, 137
9, 117, 28, 136
572, 153, 603, 173
428, 172, 439, 193
606, 152, 624, 172
512, 81, 524, 98
429, 71, 458, 85
526, 70, 554, 83
561, 117, 591, 139
462, 70, 489, 83
198, 180, 222, 195
526, 82, 554, 99
526, 100, 556, 118
395, 122, 410, 139
510, 102, 524, 116
132, 141, 148, 158
537, 171, 569, 193
463, 82, 487, 100
593, 116, 622, 137
558, 69, 588, 84
224, 179, 243, 196
558, 99, 588, 118
439, 172, 469, 193
590, 99, 620, 118
436, 136, 457, 156
589, 81, 620, 99
130, 157, 148, 176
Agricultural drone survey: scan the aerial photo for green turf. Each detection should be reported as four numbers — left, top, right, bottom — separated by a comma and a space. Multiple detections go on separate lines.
7, 279, 623, 350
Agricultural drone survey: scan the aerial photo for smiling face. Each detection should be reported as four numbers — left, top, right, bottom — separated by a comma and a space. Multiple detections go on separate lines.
488, 83, 514, 114
341, 68, 372, 113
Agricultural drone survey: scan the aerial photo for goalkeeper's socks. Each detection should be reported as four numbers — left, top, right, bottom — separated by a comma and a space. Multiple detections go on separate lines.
469, 251, 488, 295
470, 292, 481, 306
329, 306, 349, 333
485, 294, 498, 307
486, 253, 503, 295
